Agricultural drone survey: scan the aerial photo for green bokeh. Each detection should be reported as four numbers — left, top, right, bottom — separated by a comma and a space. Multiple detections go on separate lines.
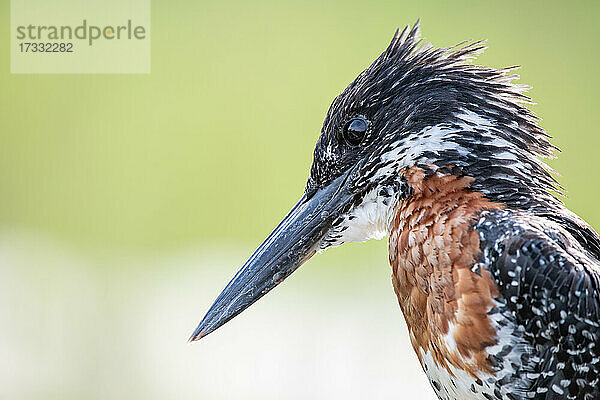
2, 3, 600, 399
1, 0, 599, 253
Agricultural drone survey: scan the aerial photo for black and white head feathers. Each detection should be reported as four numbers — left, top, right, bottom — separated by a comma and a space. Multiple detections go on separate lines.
308, 22, 556, 198
306, 21, 600, 255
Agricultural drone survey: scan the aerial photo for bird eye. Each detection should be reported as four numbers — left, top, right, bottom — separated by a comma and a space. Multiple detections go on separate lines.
343, 118, 368, 146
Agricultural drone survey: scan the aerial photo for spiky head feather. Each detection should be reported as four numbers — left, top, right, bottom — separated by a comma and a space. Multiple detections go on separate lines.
307, 22, 600, 256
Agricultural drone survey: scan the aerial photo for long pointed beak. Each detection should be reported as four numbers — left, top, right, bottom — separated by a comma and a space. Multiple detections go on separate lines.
189, 171, 353, 341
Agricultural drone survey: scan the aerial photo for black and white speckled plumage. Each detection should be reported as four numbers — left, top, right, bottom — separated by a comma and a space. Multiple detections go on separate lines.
475, 210, 600, 399
306, 22, 600, 399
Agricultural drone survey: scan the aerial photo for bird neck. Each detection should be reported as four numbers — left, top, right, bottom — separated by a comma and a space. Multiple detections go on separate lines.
388, 166, 504, 262
396, 109, 562, 215
387, 165, 503, 376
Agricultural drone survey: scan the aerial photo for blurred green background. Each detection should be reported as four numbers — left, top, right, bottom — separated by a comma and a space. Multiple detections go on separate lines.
1, 1, 599, 399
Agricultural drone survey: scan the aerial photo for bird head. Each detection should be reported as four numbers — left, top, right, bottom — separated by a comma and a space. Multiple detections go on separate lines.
189, 22, 557, 341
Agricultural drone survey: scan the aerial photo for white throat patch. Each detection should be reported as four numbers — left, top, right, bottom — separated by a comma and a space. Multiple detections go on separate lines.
317, 185, 397, 251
